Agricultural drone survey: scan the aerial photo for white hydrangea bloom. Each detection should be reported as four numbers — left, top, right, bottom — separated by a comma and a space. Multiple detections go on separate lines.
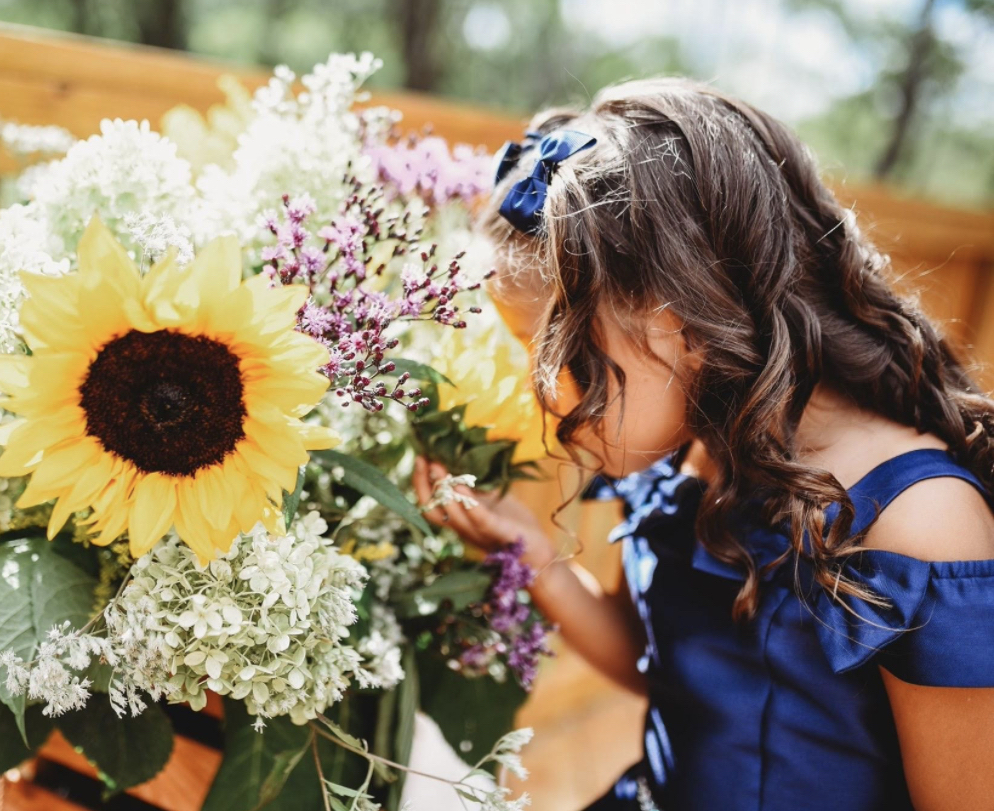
23, 118, 194, 258
194, 53, 382, 250
291, 510, 329, 545
105, 528, 369, 724
0, 203, 70, 353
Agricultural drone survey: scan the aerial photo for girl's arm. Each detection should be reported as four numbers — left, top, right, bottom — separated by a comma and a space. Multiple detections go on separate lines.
863, 476, 994, 810
881, 670, 994, 811
413, 458, 648, 695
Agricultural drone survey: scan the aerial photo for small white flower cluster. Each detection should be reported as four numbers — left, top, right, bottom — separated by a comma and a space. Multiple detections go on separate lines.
355, 604, 405, 690
490, 727, 534, 781
23, 118, 194, 257
105, 527, 370, 724
195, 52, 382, 249
0, 120, 76, 158
0, 622, 107, 718
123, 211, 194, 267
470, 728, 534, 811
424, 474, 479, 511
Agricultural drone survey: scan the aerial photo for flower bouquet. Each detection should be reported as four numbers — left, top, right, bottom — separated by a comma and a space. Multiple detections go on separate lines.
0, 53, 549, 811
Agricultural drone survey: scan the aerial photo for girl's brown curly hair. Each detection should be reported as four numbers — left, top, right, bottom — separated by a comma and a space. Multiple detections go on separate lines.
479, 76, 994, 620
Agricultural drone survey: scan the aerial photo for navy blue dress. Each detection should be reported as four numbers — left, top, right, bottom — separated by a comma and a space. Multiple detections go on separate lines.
584, 447, 994, 811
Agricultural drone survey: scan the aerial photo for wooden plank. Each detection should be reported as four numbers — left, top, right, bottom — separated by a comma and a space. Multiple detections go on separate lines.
0, 777, 87, 811
0, 23, 523, 149
40, 731, 221, 811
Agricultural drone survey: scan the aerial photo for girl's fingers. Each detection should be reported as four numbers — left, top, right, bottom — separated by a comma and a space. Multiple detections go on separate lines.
413, 457, 448, 526
413, 458, 508, 547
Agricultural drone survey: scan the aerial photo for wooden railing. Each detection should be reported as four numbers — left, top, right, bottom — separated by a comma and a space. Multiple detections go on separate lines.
1, 22, 994, 811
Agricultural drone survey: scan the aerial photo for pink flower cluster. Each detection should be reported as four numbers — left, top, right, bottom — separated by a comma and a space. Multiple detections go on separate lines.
261, 189, 491, 413
366, 135, 492, 206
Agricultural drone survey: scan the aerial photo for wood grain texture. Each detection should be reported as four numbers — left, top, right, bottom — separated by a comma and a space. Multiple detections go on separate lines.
1, 777, 87, 811
39, 731, 221, 811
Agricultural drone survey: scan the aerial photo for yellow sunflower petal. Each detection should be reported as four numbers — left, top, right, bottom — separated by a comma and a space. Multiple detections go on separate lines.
243, 374, 329, 415
0, 418, 25, 446
0, 438, 44, 478
193, 466, 235, 531
174, 479, 216, 563
64, 451, 118, 508
206, 519, 240, 557
140, 248, 187, 328
15, 474, 61, 509
0, 408, 85, 463
128, 473, 178, 556
19, 271, 89, 351
27, 436, 103, 493
230, 447, 284, 504
298, 422, 340, 450
90, 505, 129, 547
234, 439, 299, 493
180, 235, 242, 313
0, 354, 31, 395
243, 417, 308, 469
47, 493, 81, 540
77, 216, 140, 297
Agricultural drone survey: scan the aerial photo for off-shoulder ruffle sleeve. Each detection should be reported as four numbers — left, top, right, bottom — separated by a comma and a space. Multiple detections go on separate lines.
809, 551, 994, 687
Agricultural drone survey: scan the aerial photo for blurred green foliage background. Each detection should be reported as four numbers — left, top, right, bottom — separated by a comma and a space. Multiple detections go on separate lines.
1, 0, 991, 207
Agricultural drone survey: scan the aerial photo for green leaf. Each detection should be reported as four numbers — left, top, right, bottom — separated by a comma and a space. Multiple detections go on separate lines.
201, 698, 313, 811
0, 703, 54, 772
392, 570, 492, 619
371, 687, 396, 787
0, 535, 99, 743
58, 701, 174, 795
313, 450, 431, 536
320, 717, 365, 752
282, 466, 306, 532
383, 359, 455, 389
417, 650, 527, 772
258, 742, 311, 807
387, 645, 419, 810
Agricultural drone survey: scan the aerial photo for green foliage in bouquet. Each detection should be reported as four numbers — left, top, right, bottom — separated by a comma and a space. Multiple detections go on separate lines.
412, 398, 540, 496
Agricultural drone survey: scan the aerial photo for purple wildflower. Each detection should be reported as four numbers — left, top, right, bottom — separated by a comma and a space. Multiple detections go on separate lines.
457, 539, 555, 690
261, 184, 492, 414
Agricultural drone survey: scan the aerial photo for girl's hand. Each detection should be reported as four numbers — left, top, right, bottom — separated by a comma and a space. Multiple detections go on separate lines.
412, 457, 557, 570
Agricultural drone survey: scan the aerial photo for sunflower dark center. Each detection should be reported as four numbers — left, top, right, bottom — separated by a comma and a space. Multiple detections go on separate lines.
80, 330, 246, 476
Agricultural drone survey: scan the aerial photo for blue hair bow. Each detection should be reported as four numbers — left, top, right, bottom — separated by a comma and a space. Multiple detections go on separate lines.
493, 129, 597, 235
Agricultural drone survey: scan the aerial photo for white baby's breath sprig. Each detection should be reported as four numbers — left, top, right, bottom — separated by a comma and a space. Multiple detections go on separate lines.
424, 473, 479, 511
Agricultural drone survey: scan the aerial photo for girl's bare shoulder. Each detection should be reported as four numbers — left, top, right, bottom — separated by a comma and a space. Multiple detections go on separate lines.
855, 430, 994, 562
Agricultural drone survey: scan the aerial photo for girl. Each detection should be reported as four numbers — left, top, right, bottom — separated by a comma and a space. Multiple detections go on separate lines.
413, 77, 994, 811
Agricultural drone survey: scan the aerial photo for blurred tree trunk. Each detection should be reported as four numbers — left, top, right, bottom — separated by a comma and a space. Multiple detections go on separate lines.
874, 0, 937, 178
394, 0, 442, 92
135, 0, 187, 51
257, 0, 293, 66
68, 0, 88, 35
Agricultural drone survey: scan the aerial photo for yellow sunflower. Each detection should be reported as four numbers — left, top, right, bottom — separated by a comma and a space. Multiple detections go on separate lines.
430, 306, 551, 464
0, 216, 338, 562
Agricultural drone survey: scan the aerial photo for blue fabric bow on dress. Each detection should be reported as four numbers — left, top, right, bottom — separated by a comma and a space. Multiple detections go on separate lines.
493, 129, 597, 234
